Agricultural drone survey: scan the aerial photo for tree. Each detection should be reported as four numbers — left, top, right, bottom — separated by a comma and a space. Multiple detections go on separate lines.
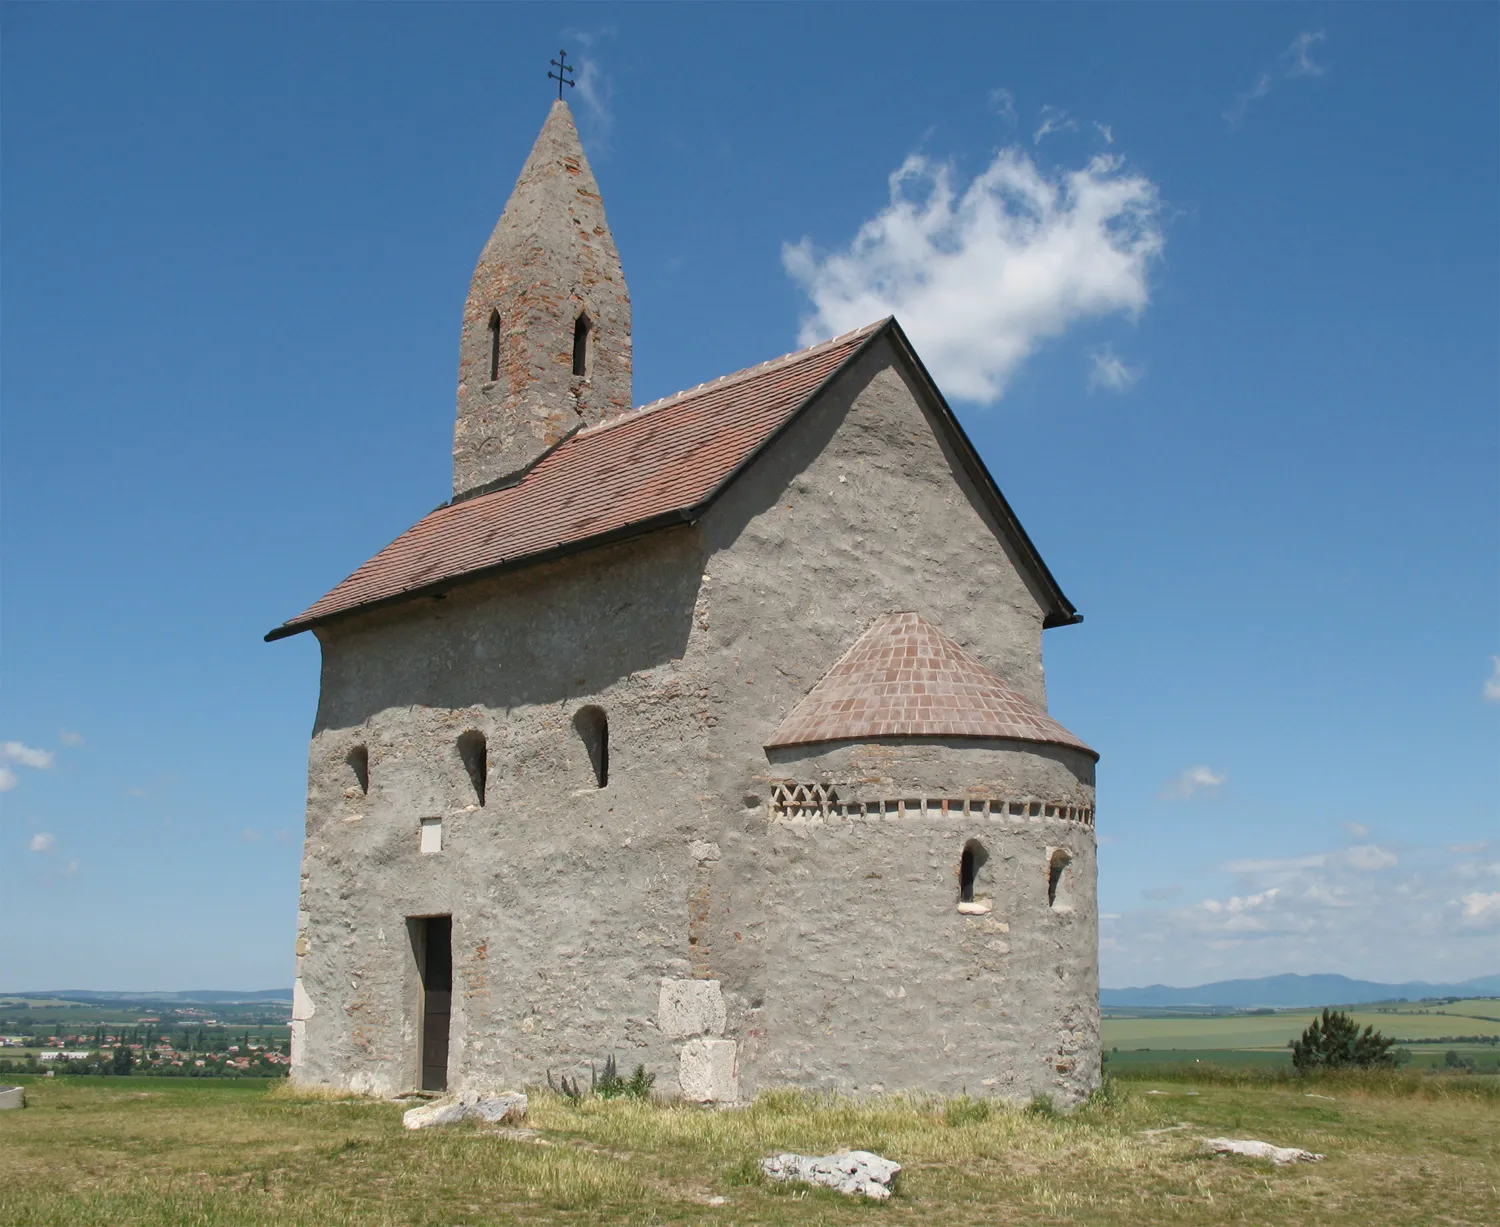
1291, 1008, 1396, 1071
110, 1045, 134, 1076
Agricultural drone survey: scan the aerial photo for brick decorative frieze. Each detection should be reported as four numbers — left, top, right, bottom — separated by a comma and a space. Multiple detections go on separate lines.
769, 782, 1093, 826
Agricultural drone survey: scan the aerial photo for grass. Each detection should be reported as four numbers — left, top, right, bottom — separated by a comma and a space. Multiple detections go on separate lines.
1, 1071, 1496, 1225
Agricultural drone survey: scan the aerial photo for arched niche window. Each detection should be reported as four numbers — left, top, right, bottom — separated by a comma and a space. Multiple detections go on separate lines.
1047, 848, 1073, 911
346, 745, 369, 796
959, 839, 989, 908
456, 730, 487, 806
573, 706, 608, 788
572, 312, 591, 377
487, 310, 501, 382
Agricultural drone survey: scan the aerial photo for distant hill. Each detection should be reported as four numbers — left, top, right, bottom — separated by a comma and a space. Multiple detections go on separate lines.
1102, 973, 1500, 1009
5, 989, 293, 1004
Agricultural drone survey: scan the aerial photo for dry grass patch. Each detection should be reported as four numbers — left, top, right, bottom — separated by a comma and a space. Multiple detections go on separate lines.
0, 1073, 1494, 1225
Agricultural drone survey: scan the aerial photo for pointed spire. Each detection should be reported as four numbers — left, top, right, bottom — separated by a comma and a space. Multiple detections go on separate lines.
453, 100, 632, 496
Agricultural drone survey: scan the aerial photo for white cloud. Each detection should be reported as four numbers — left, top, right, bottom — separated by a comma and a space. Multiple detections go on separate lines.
1033, 105, 1078, 145
1159, 765, 1226, 799
0, 766, 15, 792
1093, 121, 1114, 146
2, 741, 54, 769
1224, 72, 1272, 128
1222, 853, 1328, 876
784, 145, 1163, 404
29, 832, 55, 853
1141, 884, 1182, 901
562, 32, 613, 140
1287, 31, 1328, 77
989, 87, 1018, 128
1345, 844, 1398, 871
1448, 841, 1490, 855
58, 729, 85, 747
1341, 821, 1370, 838
1225, 31, 1329, 128
1484, 656, 1500, 702
1088, 344, 1142, 392
60, 859, 79, 877
242, 828, 263, 843
1104, 838, 1498, 987
1457, 892, 1500, 928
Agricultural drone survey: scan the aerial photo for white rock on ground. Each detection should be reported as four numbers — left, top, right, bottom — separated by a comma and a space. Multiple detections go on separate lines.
0, 1086, 25, 1110
402, 1091, 528, 1130
1200, 1137, 1324, 1164
760, 1151, 902, 1199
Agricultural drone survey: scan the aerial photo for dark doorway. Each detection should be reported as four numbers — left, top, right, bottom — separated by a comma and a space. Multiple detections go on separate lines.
410, 916, 452, 1091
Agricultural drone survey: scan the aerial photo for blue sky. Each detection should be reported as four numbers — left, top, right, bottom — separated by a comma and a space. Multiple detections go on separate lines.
2, 3, 1495, 991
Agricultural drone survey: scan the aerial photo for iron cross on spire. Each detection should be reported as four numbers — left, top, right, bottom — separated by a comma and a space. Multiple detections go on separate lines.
548, 50, 575, 100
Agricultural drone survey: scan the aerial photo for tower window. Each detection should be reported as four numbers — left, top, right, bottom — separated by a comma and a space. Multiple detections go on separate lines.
572, 313, 591, 377
959, 839, 988, 903
488, 310, 501, 382
1048, 848, 1072, 910
573, 706, 608, 788
346, 745, 369, 795
457, 730, 487, 806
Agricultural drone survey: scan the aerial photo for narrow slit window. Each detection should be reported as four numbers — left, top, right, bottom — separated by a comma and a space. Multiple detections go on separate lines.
572, 313, 590, 377
959, 839, 988, 903
456, 730, 487, 806
347, 745, 369, 795
573, 706, 608, 788
488, 310, 501, 381
1048, 848, 1072, 910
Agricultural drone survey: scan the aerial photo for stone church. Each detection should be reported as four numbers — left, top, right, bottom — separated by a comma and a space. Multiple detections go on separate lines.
268, 99, 1100, 1107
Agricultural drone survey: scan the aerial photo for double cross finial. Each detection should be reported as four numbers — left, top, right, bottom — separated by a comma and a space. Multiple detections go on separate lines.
548, 50, 575, 100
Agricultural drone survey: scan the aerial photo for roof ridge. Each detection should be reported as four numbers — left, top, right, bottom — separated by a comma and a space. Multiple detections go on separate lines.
575, 319, 888, 440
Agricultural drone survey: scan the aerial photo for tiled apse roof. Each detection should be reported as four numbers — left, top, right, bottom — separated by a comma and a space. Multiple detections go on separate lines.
267, 323, 885, 640
765, 612, 1095, 756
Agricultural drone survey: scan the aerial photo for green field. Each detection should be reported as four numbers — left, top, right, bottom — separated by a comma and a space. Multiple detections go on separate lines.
1100, 999, 1500, 1073
1, 1072, 1496, 1225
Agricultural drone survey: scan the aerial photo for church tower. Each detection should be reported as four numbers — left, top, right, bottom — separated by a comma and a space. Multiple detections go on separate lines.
452, 100, 632, 497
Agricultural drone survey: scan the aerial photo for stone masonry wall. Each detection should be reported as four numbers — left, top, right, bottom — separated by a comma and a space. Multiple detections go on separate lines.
292, 332, 1097, 1105
452, 100, 632, 496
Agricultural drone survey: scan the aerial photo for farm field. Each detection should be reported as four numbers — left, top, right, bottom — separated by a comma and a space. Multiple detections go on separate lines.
1102, 1003, 1500, 1051
1, 1072, 1496, 1226
1100, 999, 1500, 1072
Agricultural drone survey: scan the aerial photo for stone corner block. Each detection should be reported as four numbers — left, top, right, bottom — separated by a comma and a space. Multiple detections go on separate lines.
679, 1037, 738, 1103
658, 978, 726, 1039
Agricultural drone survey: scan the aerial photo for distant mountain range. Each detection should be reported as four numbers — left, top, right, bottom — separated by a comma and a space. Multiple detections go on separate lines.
5, 989, 292, 1004
9, 973, 1498, 1011
1102, 973, 1500, 1009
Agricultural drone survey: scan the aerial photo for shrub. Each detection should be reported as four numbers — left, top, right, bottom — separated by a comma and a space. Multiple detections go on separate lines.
1291, 1008, 1396, 1071
551, 1057, 654, 1102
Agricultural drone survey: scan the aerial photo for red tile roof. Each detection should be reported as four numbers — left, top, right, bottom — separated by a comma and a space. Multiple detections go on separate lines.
267, 323, 886, 640
765, 612, 1095, 756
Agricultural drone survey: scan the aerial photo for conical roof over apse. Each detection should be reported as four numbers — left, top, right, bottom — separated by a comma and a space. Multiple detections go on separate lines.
765, 612, 1096, 756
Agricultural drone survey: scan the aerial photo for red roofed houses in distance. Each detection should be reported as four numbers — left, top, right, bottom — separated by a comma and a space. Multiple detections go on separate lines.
269, 98, 1100, 1108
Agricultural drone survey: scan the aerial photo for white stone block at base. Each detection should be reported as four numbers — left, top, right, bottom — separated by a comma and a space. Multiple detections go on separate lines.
679, 1037, 737, 1102
659, 979, 727, 1039
292, 978, 316, 1021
